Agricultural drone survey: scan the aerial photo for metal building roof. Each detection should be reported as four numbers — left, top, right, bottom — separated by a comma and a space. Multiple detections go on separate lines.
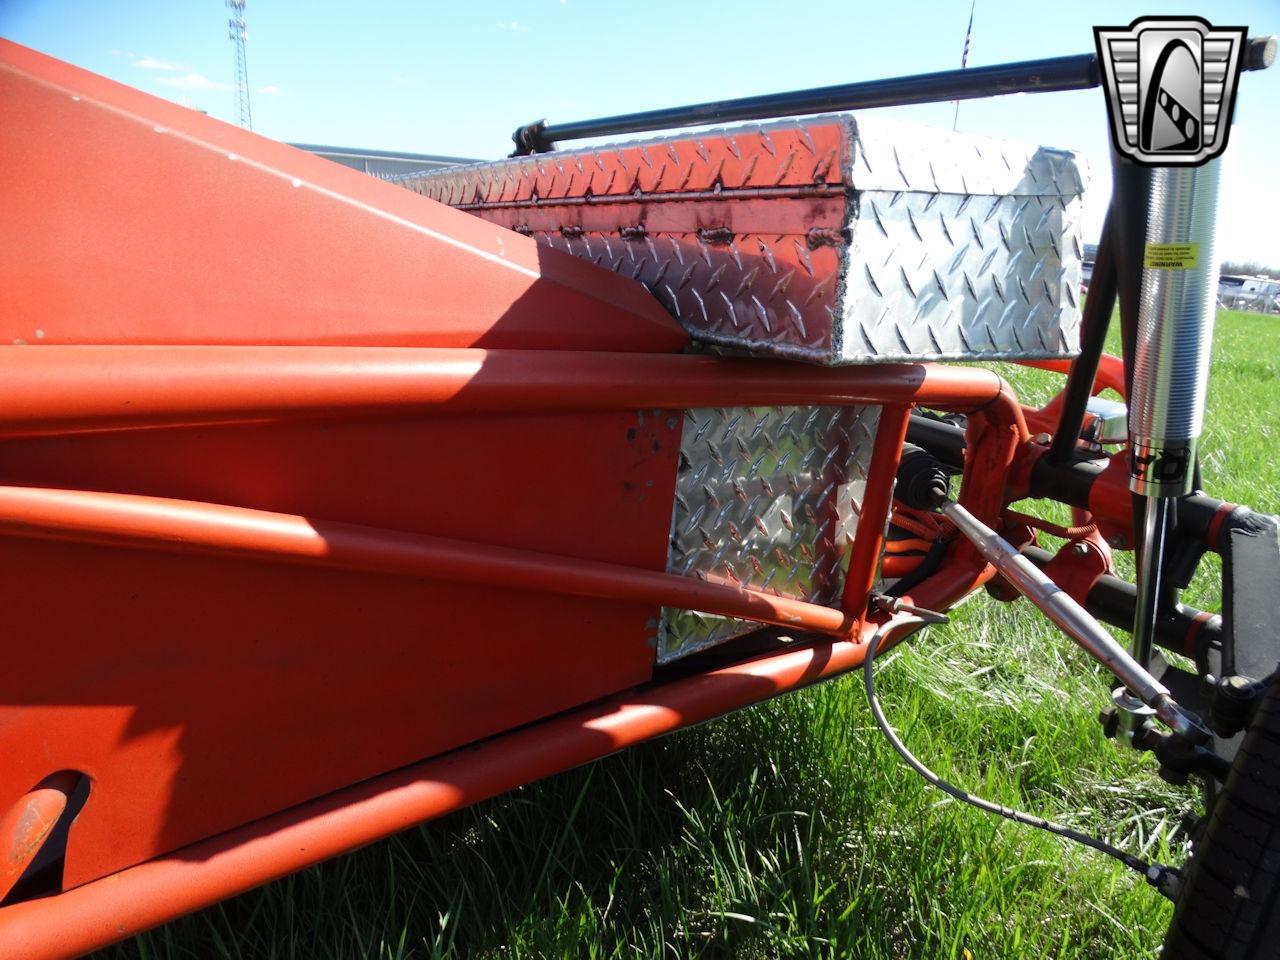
292, 143, 476, 179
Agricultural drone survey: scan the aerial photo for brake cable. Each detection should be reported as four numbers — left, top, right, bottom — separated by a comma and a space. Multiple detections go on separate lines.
862, 611, 1183, 900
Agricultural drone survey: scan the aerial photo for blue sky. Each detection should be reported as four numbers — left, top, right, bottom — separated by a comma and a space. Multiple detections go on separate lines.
3, 0, 1278, 264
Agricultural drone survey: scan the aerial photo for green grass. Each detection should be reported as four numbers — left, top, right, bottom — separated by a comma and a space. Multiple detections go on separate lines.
98, 310, 1280, 960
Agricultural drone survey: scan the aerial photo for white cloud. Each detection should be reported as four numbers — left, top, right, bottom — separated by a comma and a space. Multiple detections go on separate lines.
134, 57, 182, 72
158, 73, 233, 92
496, 19, 530, 32
256, 84, 282, 95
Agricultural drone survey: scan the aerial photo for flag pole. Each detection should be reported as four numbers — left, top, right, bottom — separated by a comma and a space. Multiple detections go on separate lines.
954, 0, 977, 130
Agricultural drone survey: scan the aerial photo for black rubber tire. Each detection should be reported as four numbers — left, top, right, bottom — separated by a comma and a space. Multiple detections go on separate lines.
1162, 667, 1280, 959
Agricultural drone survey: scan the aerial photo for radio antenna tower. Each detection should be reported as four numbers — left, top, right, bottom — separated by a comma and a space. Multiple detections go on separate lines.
226, 0, 252, 130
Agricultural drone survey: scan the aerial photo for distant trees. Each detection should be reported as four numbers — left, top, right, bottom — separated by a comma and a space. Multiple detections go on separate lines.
1221, 260, 1280, 280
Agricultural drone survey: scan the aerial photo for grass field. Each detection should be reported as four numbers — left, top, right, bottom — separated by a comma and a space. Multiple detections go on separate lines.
98, 310, 1280, 960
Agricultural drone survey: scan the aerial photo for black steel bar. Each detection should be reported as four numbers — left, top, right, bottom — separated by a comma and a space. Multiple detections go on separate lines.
904, 416, 966, 472
512, 53, 1100, 154
905, 412, 1253, 555
1026, 452, 1252, 554
514, 37, 1275, 154
1021, 544, 1221, 658
1046, 214, 1118, 465
1108, 151, 1150, 404
1030, 453, 1106, 511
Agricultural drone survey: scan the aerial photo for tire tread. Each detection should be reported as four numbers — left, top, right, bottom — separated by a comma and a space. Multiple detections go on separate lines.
1163, 667, 1280, 960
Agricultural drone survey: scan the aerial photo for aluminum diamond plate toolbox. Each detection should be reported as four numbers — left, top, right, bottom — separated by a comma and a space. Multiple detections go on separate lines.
399, 115, 1087, 364
657, 404, 880, 662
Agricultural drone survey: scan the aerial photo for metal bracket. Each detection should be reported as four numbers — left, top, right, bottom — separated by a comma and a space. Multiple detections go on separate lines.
510, 118, 551, 156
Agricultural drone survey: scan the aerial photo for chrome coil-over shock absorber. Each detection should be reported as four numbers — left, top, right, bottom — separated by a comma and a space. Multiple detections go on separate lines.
1120, 161, 1224, 735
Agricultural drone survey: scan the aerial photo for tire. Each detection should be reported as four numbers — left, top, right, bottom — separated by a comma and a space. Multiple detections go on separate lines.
1162, 666, 1280, 959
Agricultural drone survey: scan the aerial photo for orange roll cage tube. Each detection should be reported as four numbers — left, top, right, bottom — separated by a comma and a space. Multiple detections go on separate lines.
0, 347, 1005, 438
0, 485, 855, 638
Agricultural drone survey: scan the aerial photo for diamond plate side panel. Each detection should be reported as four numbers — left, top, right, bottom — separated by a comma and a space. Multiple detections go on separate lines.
659, 404, 880, 663
542, 229, 844, 362
839, 189, 1084, 362
850, 116, 1087, 197
841, 118, 1085, 362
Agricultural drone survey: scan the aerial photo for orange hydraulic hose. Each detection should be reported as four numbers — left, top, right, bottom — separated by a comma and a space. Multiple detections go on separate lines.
1003, 509, 1098, 541
0, 485, 852, 636
0, 346, 1007, 438
880, 554, 926, 578
0, 554, 992, 960
889, 512, 943, 540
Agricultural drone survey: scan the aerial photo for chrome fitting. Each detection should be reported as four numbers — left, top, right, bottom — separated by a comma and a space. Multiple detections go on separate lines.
1111, 687, 1155, 750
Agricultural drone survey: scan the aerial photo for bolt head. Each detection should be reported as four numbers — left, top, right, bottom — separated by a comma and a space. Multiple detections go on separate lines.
1070, 541, 1090, 557
1108, 533, 1127, 549
1032, 432, 1052, 445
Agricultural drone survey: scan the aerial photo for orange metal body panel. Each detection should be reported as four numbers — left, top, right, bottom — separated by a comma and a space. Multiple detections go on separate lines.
0, 38, 700, 894
0, 41, 685, 355
0, 409, 680, 889
0, 348, 1017, 896
0, 553, 995, 960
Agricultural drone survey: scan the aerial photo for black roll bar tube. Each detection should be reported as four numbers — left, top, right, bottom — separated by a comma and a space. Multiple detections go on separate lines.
513, 37, 1276, 155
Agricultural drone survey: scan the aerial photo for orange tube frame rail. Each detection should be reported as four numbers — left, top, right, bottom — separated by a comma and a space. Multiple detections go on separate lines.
0, 346, 1008, 437
0, 485, 855, 637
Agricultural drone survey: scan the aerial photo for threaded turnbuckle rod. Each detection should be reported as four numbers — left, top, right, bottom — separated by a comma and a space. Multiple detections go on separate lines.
940, 501, 1209, 743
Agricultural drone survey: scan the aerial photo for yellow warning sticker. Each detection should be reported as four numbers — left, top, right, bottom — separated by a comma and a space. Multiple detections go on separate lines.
1144, 243, 1200, 270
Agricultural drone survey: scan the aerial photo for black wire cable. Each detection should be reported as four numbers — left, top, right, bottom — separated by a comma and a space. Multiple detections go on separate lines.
863, 616, 1166, 882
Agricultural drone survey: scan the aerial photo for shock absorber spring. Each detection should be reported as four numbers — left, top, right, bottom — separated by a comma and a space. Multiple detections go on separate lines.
1129, 161, 1223, 499
1128, 160, 1224, 672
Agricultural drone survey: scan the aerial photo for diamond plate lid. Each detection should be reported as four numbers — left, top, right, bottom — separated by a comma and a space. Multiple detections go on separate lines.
401, 115, 1088, 365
